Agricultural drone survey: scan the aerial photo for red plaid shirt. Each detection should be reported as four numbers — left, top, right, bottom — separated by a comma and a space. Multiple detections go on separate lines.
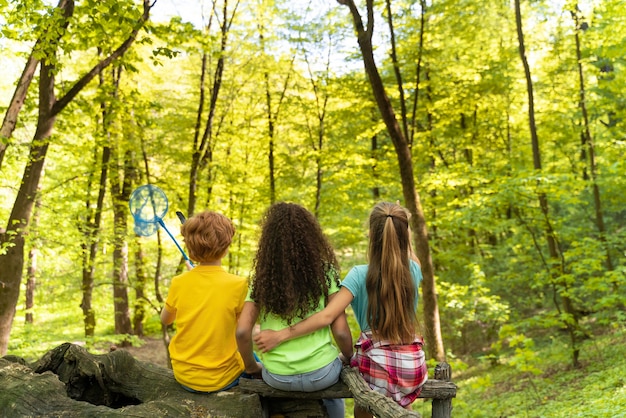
350, 331, 428, 407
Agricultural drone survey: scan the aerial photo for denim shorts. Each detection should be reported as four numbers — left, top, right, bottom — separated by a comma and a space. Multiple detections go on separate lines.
261, 357, 342, 392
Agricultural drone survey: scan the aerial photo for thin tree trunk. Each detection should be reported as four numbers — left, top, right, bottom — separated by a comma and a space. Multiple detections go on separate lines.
303, 51, 329, 218
259, 23, 294, 206
25, 193, 42, 325
514, 0, 582, 366
188, 0, 236, 215
371, 134, 380, 200
384, 0, 408, 141
106, 64, 133, 339
188, 52, 208, 217
110, 145, 134, 338
264, 68, 276, 204
133, 242, 147, 337
79, 62, 112, 338
571, 6, 613, 272
409, 0, 427, 148
338, 0, 445, 361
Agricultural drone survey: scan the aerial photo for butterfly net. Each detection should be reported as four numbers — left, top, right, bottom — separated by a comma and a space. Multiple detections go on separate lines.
129, 185, 169, 236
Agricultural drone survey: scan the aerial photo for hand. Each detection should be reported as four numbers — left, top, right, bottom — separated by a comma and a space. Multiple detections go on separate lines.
253, 329, 283, 353
245, 361, 263, 379
338, 352, 353, 365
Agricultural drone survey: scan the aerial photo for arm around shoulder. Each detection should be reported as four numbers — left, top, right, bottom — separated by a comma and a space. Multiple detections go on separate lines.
254, 286, 354, 352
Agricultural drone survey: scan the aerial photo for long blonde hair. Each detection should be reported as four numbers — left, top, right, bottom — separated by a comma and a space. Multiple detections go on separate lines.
365, 202, 417, 344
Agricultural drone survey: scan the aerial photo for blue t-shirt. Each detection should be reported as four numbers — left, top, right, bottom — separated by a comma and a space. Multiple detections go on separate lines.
341, 260, 423, 332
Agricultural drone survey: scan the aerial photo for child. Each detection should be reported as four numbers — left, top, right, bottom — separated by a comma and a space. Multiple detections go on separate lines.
236, 202, 353, 418
161, 211, 259, 393
253, 202, 428, 417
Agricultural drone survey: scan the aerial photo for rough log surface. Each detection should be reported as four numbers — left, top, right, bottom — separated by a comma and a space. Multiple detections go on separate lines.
340, 366, 421, 418
432, 362, 454, 418
1, 343, 263, 417
239, 367, 457, 400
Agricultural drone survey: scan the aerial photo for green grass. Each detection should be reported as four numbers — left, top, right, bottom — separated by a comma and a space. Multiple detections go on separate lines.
448, 327, 626, 417
7, 300, 626, 418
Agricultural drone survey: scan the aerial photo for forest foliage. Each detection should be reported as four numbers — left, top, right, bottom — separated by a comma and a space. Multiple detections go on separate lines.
1, 0, 625, 412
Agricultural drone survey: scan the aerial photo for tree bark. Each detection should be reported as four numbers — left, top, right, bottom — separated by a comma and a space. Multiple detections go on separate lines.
338, 0, 446, 361
0, 61, 58, 356
24, 193, 41, 325
111, 145, 134, 337
0, 50, 40, 170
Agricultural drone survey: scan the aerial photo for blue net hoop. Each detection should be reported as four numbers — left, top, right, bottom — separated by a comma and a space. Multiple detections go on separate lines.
129, 184, 168, 224
128, 184, 194, 269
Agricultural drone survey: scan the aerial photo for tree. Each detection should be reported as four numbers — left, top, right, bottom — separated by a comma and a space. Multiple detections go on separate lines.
187, 0, 240, 216
0, 0, 152, 356
337, 0, 445, 361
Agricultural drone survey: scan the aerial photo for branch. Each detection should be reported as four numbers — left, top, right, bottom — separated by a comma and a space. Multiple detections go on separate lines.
340, 367, 421, 418
51, 0, 153, 116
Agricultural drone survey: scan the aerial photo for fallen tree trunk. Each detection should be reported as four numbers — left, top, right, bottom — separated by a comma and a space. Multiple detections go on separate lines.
1, 342, 263, 417
1, 342, 456, 418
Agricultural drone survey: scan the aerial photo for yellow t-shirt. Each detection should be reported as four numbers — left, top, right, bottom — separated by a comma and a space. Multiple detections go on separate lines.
164, 265, 247, 392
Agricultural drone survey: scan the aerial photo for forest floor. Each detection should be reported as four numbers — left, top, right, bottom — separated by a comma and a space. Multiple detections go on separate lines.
114, 337, 170, 368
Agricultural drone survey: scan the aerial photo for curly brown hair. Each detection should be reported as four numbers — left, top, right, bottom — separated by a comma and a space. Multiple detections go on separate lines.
250, 202, 340, 325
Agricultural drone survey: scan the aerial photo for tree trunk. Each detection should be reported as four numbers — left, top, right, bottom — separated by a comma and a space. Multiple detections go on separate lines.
188, 1, 232, 215
259, 24, 293, 206
111, 147, 134, 337
371, 134, 381, 200
0, 61, 58, 356
1, 346, 455, 417
571, 5, 613, 272
133, 242, 148, 337
24, 193, 41, 325
265, 69, 277, 204
338, 0, 446, 361
79, 66, 113, 339
0, 50, 40, 170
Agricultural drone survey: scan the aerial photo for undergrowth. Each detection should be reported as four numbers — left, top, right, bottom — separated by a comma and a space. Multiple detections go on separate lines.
447, 326, 626, 417
6, 304, 626, 417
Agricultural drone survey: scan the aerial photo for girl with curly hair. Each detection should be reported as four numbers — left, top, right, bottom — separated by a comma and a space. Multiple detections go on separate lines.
253, 202, 428, 418
236, 202, 353, 418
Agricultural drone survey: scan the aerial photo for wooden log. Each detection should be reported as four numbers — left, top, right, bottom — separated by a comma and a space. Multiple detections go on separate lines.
340, 366, 422, 418
239, 371, 457, 400
1, 342, 264, 417
432, 362, 453, 418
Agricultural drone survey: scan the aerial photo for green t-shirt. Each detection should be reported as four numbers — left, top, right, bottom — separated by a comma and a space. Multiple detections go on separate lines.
246, 279, 340, 375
